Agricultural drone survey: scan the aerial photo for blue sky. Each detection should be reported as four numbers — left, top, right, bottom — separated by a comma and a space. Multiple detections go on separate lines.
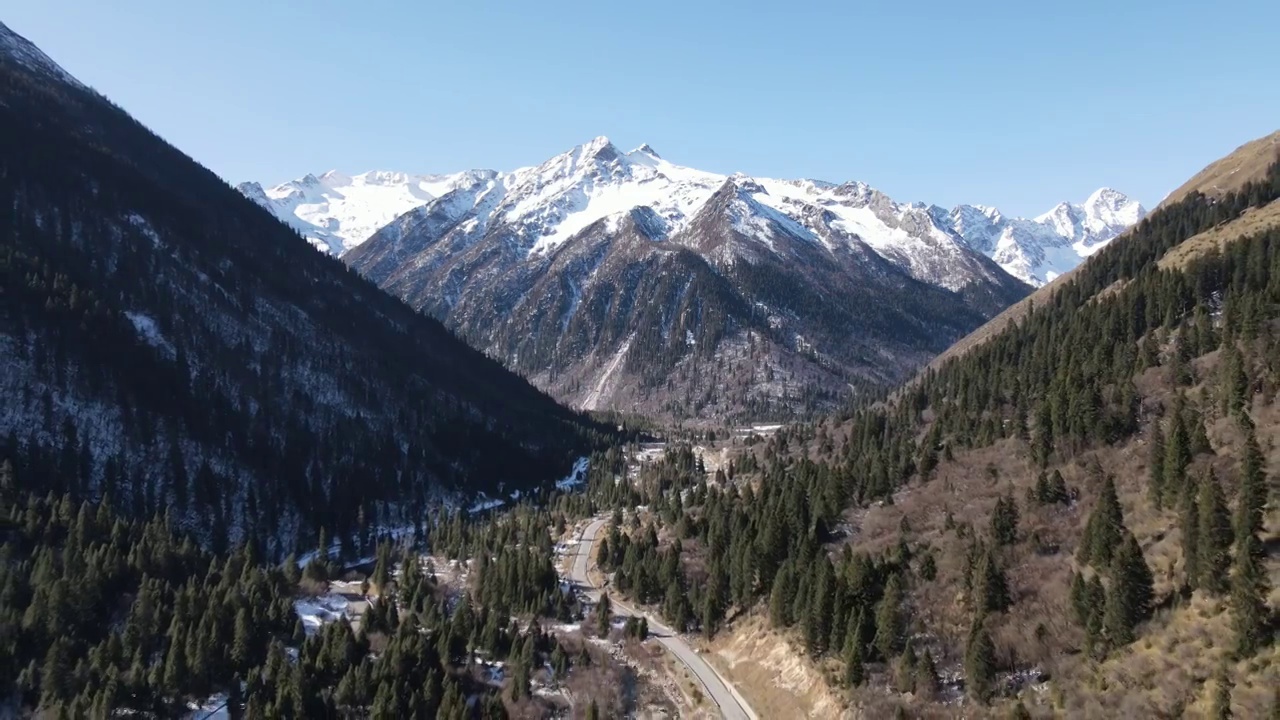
8, 0, 1278, 215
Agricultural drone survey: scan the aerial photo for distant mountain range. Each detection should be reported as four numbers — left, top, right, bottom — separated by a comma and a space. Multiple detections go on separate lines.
241, 142, 1144, 286
240, 140, 1142, 420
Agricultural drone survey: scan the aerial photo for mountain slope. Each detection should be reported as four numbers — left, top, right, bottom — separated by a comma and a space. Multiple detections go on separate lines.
0, 21, 601, 555
583, 132, 1280, 717
335, 139, 1031, 420
1159, 129, 1280, 208
927, 128, 1280, 376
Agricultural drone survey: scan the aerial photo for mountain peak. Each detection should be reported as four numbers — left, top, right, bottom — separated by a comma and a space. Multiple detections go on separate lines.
320, 169, 352, 185
579, 135, 618, 160
633, 143, 661, 158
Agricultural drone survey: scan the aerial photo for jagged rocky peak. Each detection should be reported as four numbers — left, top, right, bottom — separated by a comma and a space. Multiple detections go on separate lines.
726, 173, 766, 195
236, 181, 271, 208
580, 135, 620, 162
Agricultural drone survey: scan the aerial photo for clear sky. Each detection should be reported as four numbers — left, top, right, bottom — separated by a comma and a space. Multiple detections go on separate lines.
7, 0, 1279, 216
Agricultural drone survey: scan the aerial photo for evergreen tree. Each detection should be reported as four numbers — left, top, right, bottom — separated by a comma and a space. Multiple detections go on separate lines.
964, 624, 996, 704
844, 634, 865, 687
1181, 490, 1201, 590
1164, 410, 1191, 504
1230, 533, 1270, 657
1236, 427, 1267, 545
595, 593, 612, 637
1197, 470, 1233, 594
1078, 476, 1123, 567
915, 649, 940, 699
1147, 421, 1166, 508
991, 496, 1019, 546
873, 574, 906, 660
973, 548, 1011, 616
1103, 531, 1154, 646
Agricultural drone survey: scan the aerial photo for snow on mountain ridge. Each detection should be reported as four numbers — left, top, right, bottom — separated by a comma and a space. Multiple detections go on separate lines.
0, 21, 85, 88
241, 137, 1142, 285
955, 187, 1147, 284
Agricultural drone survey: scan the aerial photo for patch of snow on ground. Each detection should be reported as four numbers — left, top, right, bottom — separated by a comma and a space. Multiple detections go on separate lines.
124, 311, 173, 355
469, 495, 505, 514
294, 594, 354, 634
125, 213, 163, 247
184, 693, 229, 720
556, 456, 590, 491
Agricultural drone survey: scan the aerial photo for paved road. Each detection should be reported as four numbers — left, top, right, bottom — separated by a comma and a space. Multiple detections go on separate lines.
568, 518, 757, 720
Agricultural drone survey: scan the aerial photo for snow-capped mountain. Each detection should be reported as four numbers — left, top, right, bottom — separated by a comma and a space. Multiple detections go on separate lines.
242, 138, 1142, 418
246, 140, 1142, 287
237, 170, 490, 255
322, 137, 1031, 420
939, 188, 1146, 285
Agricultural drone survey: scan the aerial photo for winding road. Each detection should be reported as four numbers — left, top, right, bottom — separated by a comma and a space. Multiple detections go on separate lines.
568, 518, 757, 720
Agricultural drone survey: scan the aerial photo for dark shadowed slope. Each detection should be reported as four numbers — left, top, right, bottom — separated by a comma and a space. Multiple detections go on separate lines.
0, 21, 605, 556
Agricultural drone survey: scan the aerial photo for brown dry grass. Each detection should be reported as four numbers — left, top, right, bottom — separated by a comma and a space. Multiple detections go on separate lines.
1159, 130, 1280, 209
704, 611, 854, 719
1157, 198, 1280, 270
837, 354, 1280, 716
1052, 592, 1280, 718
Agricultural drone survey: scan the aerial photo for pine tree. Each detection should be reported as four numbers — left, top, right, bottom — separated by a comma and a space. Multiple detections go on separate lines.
844, 634, 865, 687
1078, 476, 1123, 567
1221, 344, 1249, 416
1230, 532, 1270, 657
1197, 470, 1233, 594
231, 607, 252, 671
1236, 427, 1267, 545
372, 540, 393, 593
1164, 410, 1191, 503
1083, 575, 1106, 653
1181, 489, 1201, 590
915, 649, 940, 699
991, 496, 1019, 546
1103, 531, 1154, 646
964, 624, 996, 704
595, 593, 612, 637
1148, 421, 1166, 508
973, 548, 1011, 616
1070, 571, 1090, 626
873, 574, 906, 660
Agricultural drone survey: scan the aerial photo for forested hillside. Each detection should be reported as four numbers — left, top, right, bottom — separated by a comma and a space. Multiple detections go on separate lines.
0, 21, 605, 557
584, 146, 1280, 716
0, 458, 629, 718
